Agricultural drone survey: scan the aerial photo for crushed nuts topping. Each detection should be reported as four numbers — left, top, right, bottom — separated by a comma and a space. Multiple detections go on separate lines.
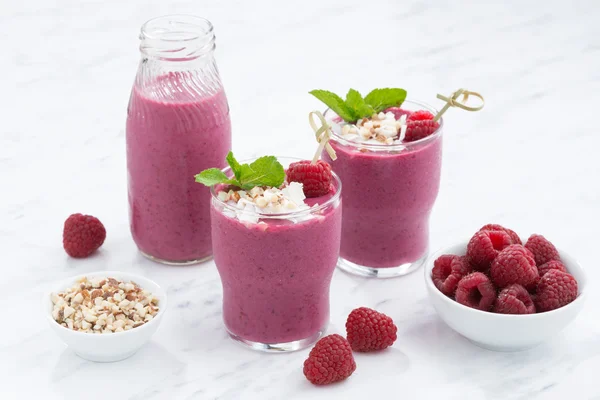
50, 277, 159, 334
335, 111, 407, 145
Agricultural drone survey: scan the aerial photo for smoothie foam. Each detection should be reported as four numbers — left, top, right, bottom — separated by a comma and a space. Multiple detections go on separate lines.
127, 72, 231, 262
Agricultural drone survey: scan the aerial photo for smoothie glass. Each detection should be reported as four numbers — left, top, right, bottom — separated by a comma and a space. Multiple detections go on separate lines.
211, 158, 342, 352
126, 15, 231, 265
323, 100, 443, 278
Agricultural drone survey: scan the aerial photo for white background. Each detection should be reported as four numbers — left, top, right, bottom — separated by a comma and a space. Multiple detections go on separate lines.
2, 0, 600, 398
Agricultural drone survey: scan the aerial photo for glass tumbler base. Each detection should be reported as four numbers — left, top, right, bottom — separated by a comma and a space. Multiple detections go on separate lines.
226, 327, 326, 353
337, 251, 428, 278
140, 250, 212, 266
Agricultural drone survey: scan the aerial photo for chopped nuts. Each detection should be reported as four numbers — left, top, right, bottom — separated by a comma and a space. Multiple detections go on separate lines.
50, 276, 160, 334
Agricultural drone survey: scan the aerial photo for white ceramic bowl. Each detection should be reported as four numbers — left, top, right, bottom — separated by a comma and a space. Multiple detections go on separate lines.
43, 271, 167, 362
425, 241, 587, 351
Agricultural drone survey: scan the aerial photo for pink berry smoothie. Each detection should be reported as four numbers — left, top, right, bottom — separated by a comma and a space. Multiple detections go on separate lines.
211, 184, 342, 347
126, 73, 231, 263
323, 105, 442, 273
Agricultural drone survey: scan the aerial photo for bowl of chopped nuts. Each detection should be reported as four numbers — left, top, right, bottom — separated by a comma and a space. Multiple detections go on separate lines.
44, 271, 167, 362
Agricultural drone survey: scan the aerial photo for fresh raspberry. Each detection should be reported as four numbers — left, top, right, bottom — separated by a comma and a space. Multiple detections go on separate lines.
431, 255, 472, 296
538, 260, 567, 277
535, 270, 578, 312
63, 214, 106, 258
407, 110, 435, 122
286, 160, 332, 198
490, 245, 538, 289
524, 234, 561, 266
403, 120, 440, 142
466, 230, 512, 271
493, 284, 536, 314
455, 272, 496, 311
385, 107, 412, 120
478, 224, 522, 245
303, 334, 356, 385
345, 307, 397, 352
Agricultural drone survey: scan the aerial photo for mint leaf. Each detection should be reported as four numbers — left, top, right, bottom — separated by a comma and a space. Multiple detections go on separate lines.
345, 89, 374, 120
194, 168, 240, 187
226, 151, 242, 180
309, 90, 356, 122
195, 153, 285, 190
364, 88, 407, 113
239, 156, 285, 190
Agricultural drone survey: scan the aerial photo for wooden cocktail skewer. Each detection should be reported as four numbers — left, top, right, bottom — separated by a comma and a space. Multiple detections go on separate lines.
309, 110, 337, 165
433, 88, 485, 122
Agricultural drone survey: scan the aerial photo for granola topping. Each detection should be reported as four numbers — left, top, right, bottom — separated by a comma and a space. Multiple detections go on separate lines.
331, 111, 408, 145
50, 276, 159, 333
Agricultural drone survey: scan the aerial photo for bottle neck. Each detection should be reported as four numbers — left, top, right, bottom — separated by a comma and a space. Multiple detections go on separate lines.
135, 15, 223, 99
139, 15, 216, 62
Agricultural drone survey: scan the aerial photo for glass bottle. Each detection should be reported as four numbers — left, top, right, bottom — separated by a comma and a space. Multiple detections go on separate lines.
126, 15, 231, 265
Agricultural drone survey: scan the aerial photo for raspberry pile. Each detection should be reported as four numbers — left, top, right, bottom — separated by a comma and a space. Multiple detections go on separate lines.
303, 307, 397, 385
431, 224, 579, 314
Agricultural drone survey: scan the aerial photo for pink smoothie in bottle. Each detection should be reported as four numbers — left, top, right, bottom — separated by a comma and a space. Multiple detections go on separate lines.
126, 16, 231, 264
127, 73, 231, 263
323, 102, 442, 277
210, 165, 342, 350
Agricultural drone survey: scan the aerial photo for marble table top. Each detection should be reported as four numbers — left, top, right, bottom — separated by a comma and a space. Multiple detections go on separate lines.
2, 0, 600, 398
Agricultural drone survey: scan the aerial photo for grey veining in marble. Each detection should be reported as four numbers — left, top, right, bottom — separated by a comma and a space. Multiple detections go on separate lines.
2, 0, 600, 398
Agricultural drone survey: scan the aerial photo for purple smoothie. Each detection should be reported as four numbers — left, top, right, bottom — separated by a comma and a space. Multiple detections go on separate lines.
126, 72, 231, 263
211, 185, 341, 345
323, 106, 442, 269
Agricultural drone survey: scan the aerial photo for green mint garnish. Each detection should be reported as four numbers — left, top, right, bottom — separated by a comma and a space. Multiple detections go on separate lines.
195, 151, 285, 190
309, 87, 407, 123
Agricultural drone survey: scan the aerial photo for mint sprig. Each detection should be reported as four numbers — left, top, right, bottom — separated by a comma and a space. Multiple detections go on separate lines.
195, 151, 285, 190
309, 88, 407, 123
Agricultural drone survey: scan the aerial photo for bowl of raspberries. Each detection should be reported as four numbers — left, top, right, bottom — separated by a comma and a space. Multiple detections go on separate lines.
424, 224, 587, 351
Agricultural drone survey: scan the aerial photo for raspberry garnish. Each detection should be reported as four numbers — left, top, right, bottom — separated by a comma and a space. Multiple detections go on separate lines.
404, 120, 440, 142
493, 284, 536, 314
407, 110, 435, 122
455, 272, 496, 311
345, 307, 397, 352
63, 214, 106, 258
466, 230, 512, 271
286, 160, 332, 198
303, 334, 356, 385
478, 224, 522, 245
538, 260, 567, 277
535, 270, 578, 312
432, 255, 472, 296
490, 245, 538, 289
524, 234, 561, 266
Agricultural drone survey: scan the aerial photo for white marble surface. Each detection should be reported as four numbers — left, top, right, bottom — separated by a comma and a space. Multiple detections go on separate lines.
2, 0, 600, 398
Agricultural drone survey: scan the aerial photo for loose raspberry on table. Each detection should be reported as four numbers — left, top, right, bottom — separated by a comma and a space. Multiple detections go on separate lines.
493, 284, 536, 314
535, 270, 578, 312
478, 224, 522, 245
404, 120, 440, 142
432, 255, 472, 296
466, 230, 512, 271
303, 334, 356, 385
345, 307, 397, 352
490, 245, 538, 288
63, 214, 106, 258
286, 160, 332, 198
407, 110, 435, 122
538, 260, 567, 277
455, 272, 497, 311
524, 234, 561, 266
